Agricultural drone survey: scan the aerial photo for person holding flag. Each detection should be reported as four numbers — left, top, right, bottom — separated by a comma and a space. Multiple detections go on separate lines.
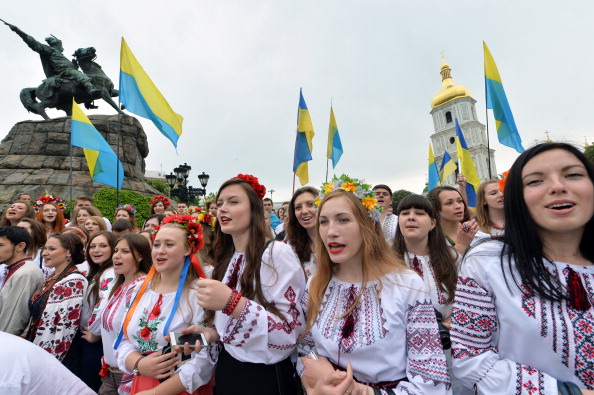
454, 119, 480, 209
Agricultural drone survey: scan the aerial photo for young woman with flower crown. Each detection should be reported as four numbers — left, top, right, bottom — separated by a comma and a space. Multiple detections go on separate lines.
195, 174, 306, 394
451, 143, 594, 393
286, 186, 319, 279
299, 175, 451, 395
34, 195, 67, 235
98, 233, 152, 395
150, 196, 171, 216
116, 205, 139, 231
116, 214, 214, 395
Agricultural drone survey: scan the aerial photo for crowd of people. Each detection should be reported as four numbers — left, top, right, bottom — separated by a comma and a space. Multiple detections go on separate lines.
0, 142, 592, 394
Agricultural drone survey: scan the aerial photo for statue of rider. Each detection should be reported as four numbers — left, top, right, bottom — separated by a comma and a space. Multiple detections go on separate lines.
5, 22, 100, 97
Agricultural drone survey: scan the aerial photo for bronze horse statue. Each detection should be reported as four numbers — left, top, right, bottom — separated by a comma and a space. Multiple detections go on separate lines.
20, 47, 124, 120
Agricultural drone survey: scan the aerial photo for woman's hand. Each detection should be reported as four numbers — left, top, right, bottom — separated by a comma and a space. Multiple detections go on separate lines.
457, 173, 467, 188
166, 325, 220, 355
81, 327, 100, 343
455, 219, 478, 254
301, 355, 335, 392
196, 278, 233, 311
137, 351, 179, 380
309, 363, 369, 395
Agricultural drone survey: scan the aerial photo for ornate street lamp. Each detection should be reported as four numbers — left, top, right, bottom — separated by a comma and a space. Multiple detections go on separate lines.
198, 172, 209, 197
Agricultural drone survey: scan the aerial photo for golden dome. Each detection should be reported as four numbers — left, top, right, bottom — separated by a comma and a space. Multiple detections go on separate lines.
431, 58, 473, 109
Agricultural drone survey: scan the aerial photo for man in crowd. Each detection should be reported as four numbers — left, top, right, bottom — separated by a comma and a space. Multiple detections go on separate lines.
373, 184, 398, 243
263, 198, 281, 229
0, 226, 43, 335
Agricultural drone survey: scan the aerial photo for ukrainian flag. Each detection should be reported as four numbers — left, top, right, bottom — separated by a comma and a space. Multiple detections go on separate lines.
119, 38, 183, 148
327, 106, 343, 169
455, 118, 480, 208
439, 151, 457, 183
484, 42, 524, 153
293, 89, 314, 185
428, 143, 440, 191
71, 100, 124, 189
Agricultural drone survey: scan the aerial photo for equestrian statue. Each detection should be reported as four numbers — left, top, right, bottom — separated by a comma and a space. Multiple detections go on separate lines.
2, 19, 124, 120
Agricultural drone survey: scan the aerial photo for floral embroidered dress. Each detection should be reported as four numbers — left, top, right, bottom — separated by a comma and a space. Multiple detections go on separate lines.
27, 268, 88, 361
451, 240, 594, 393
298, 269, 452, 394
116, 282, 214, 394
100, 276, 146, 368
209, 241, 307, 364
86, 267, 116, 334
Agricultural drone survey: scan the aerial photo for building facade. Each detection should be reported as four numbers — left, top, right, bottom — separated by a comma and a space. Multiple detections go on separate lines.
430, 59, 497, 185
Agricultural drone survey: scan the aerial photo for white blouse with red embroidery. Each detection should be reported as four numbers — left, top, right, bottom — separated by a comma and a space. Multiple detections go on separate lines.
29, 272, 88, 361
209, 241, 307, 365
298, 269, 452, 394
451, 240, 594, 393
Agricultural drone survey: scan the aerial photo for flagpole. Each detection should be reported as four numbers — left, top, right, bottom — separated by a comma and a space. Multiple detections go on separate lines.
325, 159, 329, 183
484, 47, 493, 179
69, 132, 73, 205
292, 173, 296, 195
116, 109, 121, 206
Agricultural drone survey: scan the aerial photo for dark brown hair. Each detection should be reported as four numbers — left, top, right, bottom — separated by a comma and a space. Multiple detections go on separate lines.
109, 234, 152, 298
393, 194, 458, 304
86, 231, 117, 303
0, 201, 36, 226
286, 186, 318, 268
18, 218, 47, 256
205, 178, 284, 324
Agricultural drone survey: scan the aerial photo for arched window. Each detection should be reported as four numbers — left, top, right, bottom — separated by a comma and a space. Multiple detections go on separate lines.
445, 111, 452, 123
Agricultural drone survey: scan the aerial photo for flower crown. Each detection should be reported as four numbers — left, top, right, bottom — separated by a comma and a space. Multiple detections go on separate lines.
35, 195, 67, 213
187, 205, 202, 215
196, 212, 216, 231
152, 214, 204, 254
115, 204, 137, 215
235, 174, 266, 199
315, 175, 382, 222
150, 195, 171, 208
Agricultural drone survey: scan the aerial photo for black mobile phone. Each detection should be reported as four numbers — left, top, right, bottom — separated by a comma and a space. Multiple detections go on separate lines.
170, 332, 208, 348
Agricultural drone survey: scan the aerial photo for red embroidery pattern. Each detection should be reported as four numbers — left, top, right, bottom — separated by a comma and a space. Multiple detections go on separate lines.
514, 364, 544, 394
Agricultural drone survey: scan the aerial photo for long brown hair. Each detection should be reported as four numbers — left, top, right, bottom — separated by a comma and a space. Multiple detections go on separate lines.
0, 201, 36, 226
427, 186, 471, 223
72, 206, 102, 226
476, 180, 500, 233
393, 194, 458, 304
286, 187, 318, 266
19, 218, 47, 256
305, 190, 408, 333
86, 231, 117, 303
109, 234, 152, 298
36, 203, 65, 232
205, 178, 284, 324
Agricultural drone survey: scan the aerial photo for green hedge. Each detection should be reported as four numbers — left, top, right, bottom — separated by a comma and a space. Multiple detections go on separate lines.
93, 188, 152, 225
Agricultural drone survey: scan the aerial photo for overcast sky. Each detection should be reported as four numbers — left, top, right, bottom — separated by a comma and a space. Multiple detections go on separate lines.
2, 1, 593, 202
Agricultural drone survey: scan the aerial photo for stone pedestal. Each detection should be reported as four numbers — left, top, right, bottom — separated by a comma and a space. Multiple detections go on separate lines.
0, 114, 159, 203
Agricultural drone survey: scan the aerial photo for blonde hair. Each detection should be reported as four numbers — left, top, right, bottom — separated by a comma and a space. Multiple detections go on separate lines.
476, 180, 500, 233
305, 190, 407, 333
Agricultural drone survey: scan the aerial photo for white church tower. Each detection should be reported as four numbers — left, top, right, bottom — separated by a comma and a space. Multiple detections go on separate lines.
430, 58, 496, 185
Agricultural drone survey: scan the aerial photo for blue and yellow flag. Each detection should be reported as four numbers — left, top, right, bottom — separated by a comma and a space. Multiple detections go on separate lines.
484, 42, 524, 153
327, 106, 343, 169
428, 143, 440, 191
439, 151, 457, 182
455, 119, 480, 208
293, 89, 314, 185
119, 38, 183, 148
71, 100, 124, 189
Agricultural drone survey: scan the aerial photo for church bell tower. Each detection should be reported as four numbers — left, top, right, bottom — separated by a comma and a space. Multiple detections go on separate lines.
430, 57, 496, 185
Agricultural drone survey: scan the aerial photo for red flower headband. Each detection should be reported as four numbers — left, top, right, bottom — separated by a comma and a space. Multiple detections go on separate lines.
235, 174, 266, 199
150, 195, 171, 208
152, 214, 204, 254
35, 195, 67, 213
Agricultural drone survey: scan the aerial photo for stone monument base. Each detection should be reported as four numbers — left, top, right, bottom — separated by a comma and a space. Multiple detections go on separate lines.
0, 114, 159, 203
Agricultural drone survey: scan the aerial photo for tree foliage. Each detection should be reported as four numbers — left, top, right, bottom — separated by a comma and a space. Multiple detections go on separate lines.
392, 189, 414, 211
147, 179, 169, 195
92, 188, 152, 225
585, 144, 594, 164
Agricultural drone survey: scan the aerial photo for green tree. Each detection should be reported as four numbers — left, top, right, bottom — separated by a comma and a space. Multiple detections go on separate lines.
585, 144, 594, 164
92, 188, 152, 225
392, 189, 413, 211
147, 179, 169, 195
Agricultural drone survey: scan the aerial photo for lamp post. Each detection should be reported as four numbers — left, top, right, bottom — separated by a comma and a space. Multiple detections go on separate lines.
198, 172, 210, 197
269, 189, 275, 202
169, 163, 193, 202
